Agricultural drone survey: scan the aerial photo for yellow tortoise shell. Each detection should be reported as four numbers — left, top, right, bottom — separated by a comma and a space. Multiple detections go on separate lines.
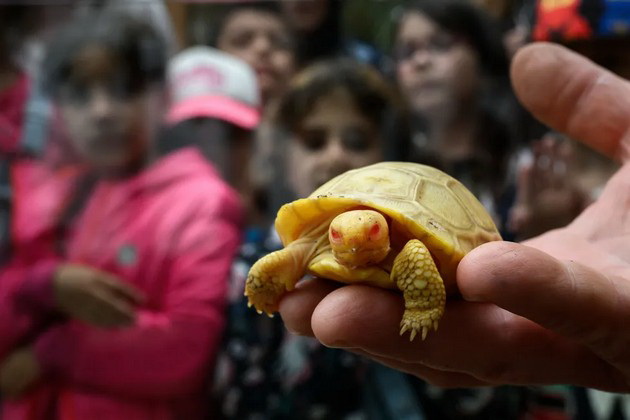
275, 161, 502, 287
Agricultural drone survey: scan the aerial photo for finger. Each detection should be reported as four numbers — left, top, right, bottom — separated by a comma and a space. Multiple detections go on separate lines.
458, 241, 630, 388
350, 348, 492, 388
99, 274, 145, 305
309, 285, 625, 391
511, 43, 630, 162
279, 277, 340, 336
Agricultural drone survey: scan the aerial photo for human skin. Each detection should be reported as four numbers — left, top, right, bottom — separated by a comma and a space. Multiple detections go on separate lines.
279, 42, 630, 392
395, 11, 480, 122
286, 88, 382, 198
217, 9, 295, 107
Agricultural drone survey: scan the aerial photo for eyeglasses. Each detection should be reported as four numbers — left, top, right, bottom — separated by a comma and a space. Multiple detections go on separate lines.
297, 126, 377, 152
393, 33, 462, 62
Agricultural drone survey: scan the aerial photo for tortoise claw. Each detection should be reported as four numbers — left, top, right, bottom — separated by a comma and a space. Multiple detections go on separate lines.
399, 309, 440, 341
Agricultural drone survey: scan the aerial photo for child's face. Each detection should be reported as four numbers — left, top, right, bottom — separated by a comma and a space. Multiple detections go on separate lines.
57, 45, 159, 173
395, 12, 481, 117
217, 9, 296, 105
287, 89, 383, 198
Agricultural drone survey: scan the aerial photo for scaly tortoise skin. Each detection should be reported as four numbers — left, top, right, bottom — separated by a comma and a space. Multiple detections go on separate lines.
245, 161, 501, 340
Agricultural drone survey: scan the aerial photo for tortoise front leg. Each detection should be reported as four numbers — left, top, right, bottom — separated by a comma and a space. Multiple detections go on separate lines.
245, 237, 317, 316
391, 239, 446, 341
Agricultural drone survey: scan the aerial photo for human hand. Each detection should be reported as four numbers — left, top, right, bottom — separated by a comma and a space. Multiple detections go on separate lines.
0, 347, 40, 399
278, 43, 630, 392
53, 264, 145, 328
508, 133, 586, 239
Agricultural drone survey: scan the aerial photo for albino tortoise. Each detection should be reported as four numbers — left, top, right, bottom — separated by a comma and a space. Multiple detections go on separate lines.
245, 161, 501, 340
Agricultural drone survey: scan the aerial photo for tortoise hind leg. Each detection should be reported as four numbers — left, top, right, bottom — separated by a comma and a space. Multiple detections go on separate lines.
391, 239, 446, 341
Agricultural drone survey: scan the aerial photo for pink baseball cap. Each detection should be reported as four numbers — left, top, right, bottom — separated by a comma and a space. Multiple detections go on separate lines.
166, 46, 261, 129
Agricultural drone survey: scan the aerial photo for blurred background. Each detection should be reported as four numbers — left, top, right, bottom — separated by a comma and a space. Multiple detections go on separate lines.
0, 1, 629, 419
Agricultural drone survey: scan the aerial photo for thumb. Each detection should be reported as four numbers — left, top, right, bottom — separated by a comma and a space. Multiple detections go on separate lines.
511, 42, 630, 161
457, 241, 630, 367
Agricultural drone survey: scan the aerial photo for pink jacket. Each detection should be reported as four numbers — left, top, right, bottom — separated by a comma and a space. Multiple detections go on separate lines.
0, 148, 243, 420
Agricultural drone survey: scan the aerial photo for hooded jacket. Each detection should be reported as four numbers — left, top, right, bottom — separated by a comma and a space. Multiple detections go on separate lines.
1, 147, 243, 420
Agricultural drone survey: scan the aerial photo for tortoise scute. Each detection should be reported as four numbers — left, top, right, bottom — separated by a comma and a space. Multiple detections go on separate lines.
416, 179, 475, 231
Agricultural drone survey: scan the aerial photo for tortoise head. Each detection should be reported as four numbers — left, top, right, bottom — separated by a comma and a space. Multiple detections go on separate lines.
328, 209, 390, 268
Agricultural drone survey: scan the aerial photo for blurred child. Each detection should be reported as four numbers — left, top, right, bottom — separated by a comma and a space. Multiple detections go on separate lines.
212, 58, 420, 420
279, 0, 386, 70
274, 58, 409, 198
211, 1, 296, 109
391, 1, 536, 416
393, 0, 517, 231
209, 1, 299, 227
161, 46, 261, 223
0, 10, 242, 420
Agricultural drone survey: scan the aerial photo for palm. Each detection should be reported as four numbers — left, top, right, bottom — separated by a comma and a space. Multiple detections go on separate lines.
527, 163, 630, 271
516, 162, 630, 385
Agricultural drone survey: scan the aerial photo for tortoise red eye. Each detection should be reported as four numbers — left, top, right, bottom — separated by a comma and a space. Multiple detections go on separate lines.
369, 223, 381, 238
330, 229, 342, 241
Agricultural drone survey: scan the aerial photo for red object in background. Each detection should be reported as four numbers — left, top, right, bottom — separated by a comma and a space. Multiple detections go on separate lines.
533, 0, 594, 41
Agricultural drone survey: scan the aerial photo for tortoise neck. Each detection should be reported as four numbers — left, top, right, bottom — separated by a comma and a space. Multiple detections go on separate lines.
286, 216, 335, 277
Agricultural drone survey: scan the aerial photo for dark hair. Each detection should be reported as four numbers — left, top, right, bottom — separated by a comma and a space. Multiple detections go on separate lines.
275, 58, 410, 161
41, 10, 167, 98
276, 59, 403, 135
208, 1, 284, 48
394, 0, 509, 78
290, 0, 344, 66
